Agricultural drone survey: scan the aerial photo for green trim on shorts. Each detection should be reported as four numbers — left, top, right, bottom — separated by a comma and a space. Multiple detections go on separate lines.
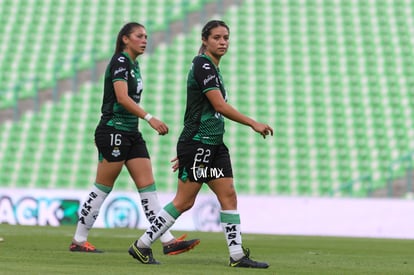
180, 168, 188, 182
94, 182, 113, 194
220, 212, 240, 224
138, 183, 156, 193
164, 202, 181, 219
98, 152, 104, 162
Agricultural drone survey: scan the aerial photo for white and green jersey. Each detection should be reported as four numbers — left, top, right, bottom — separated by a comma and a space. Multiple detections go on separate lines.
178, 54, 227, 145
98, 52, 143, 132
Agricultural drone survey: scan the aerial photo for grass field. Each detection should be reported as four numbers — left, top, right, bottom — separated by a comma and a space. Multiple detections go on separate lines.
0, 224, 413, 275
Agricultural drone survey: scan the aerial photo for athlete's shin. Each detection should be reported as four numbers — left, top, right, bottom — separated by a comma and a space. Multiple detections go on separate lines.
138, 184, 175, 243
73, 183, 112, 243
138, 202, 181, 247
220, 210, 244, 260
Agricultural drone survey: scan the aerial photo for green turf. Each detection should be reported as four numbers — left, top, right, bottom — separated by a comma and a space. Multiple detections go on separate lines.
0, 224, 413, 275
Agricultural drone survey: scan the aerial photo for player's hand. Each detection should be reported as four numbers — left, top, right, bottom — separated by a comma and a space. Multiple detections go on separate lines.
148, 117, 169, 135
252, 122, 273, 139
171, 157, 179, 172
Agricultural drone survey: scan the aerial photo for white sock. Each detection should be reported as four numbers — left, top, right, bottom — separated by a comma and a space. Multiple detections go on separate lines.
73, 184, 110, 243
138, 204, 178, 248
139, 186, 175, 244
220, 210, 244, 260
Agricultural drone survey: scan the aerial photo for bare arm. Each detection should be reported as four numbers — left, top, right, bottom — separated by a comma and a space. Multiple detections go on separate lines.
205, 89, 273, 138
113, 81, 169, 135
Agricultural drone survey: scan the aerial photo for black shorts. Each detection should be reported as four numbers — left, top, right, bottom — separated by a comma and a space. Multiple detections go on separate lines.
94, 125, 150, 162
177, 140, 233, 183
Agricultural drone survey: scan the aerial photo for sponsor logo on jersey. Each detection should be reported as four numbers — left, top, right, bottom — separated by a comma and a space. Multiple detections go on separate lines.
136, 78, 143, 93
118, 56, 126, 63
114, 67, 126, 76
202, 63, 211, 70
134, 78, 143, 101
203, 74, 216, 85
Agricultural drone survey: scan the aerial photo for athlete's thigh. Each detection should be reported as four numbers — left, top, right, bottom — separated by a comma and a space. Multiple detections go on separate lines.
207, 177, 237, 210
95, 159, 124, 187
172, 179, 203, 212
125, 157, 154, 188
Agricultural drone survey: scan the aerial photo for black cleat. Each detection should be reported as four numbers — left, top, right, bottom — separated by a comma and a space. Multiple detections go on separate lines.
163, 234, 200, 255
128, 241, 160, 264
229, 247, 269, 268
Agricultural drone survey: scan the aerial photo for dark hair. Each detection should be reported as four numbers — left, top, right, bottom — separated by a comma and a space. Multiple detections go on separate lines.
198, 20, 230, 54
114, 22, 145, 54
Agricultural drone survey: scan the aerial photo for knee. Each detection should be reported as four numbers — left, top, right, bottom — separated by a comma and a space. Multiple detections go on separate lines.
173, 199, 195, 213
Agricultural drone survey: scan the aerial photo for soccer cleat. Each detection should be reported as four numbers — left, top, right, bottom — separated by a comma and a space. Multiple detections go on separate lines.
163, 234, 201, 255
128, 241, 160, 264
69, 241, 103, 253
229, 247, 269, 268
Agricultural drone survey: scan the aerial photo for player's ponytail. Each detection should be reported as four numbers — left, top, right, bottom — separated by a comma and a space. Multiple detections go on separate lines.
114, 22, 145, 54
198, 20, 229, 55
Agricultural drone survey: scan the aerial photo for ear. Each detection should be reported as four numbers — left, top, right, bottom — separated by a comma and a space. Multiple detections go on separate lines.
122, 35, 129, 45
201, 37, 208, 47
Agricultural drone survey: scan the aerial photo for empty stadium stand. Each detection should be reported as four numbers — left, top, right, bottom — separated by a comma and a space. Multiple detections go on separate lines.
1, 0, 414, 197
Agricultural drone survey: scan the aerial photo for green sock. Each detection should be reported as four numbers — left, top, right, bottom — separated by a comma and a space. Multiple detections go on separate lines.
164, 202, 181, 219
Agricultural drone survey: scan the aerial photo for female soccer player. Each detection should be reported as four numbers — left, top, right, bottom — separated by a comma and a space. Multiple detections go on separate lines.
128, 20, 272, 268
69, 22, 199, 254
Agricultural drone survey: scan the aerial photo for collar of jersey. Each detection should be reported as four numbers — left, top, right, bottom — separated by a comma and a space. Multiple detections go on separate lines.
121, 51, 137, 65
200, 53, 219, 71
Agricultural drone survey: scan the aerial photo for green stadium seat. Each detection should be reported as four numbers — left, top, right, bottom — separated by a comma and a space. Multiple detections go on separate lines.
0, 0, 207, 109
1, 0, 414, 197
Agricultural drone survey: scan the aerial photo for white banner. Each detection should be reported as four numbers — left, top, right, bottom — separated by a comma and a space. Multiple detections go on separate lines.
1, 188, 414, 239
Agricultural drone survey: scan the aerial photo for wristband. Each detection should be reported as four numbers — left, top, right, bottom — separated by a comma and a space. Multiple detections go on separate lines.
144, 113, 153, 122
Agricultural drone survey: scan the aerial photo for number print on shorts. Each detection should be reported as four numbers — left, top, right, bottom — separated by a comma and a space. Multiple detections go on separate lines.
110, 133, 122, 157
192, 148, 211, 181
110, 133, 122, 146
194, 148, 211, 163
